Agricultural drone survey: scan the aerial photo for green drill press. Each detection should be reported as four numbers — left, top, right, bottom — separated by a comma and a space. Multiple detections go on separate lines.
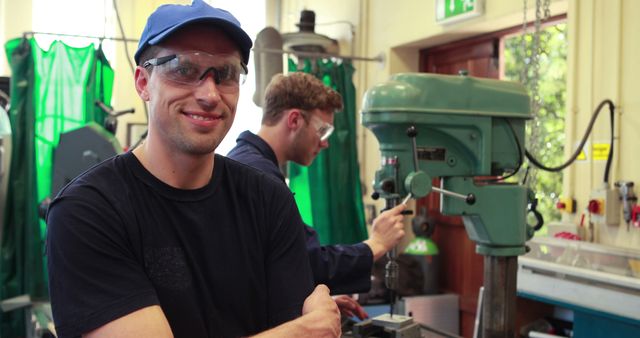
362, 73, 538, 338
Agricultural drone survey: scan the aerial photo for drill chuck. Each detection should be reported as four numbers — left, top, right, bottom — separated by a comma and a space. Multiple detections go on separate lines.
384, 260, 399, 290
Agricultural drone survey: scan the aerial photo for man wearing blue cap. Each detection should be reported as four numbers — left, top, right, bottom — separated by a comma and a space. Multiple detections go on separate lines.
46, 1, 340, 337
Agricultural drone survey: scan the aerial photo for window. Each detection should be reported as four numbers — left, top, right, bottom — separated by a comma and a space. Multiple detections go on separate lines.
32, 0, 116, 60
206, 0, 266, 155
502, 22, 568, 224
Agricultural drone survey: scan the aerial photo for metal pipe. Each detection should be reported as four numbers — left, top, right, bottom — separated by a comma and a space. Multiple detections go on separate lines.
252, 47, 383, 63
482, 256, 518, 338
23, 31, 139, 43
433, 186, 468, 200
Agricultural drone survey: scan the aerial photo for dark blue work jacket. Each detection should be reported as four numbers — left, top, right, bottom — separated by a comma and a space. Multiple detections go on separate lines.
227, 130, 373, 295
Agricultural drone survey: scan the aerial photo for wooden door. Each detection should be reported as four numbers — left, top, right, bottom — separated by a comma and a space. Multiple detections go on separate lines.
418, 30, 554, 337
419, 34, 499, 337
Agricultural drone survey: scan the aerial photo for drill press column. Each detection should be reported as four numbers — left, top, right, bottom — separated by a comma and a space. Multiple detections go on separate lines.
362, 72, 535, 337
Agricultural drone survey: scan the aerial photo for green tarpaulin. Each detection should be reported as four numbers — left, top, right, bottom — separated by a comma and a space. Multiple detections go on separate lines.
1, 37, 113, 337
287, 58, 367, 245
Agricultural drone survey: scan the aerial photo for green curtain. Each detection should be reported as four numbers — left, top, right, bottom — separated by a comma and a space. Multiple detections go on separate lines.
287, 58, 367, 245
1, 37, 114, 337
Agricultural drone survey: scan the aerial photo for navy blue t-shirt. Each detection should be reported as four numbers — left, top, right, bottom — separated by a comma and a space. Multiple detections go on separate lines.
228, 131, 373, 295
46, 152, 314, 338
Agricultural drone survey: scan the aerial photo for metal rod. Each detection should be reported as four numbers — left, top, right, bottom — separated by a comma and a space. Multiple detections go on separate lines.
384, 197, 399, 318
252, 47, 383, 63
433, 186, 468, 200
23, 31, 139, 43
473, 286, 484, 338
410, 133, 419, 171
411, 137, 419, 171
401, 193, 412, 205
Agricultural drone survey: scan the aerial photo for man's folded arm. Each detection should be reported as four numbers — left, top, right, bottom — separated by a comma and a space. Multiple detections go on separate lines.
84, 306, 173, 338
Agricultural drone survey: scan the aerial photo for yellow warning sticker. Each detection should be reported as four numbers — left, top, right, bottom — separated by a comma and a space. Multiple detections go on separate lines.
575, 141, 588, 161
592, 143, 610, 161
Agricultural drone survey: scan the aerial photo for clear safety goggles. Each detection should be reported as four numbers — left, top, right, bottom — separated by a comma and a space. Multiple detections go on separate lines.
308, 113, 334, 142
142, 51, 247, 93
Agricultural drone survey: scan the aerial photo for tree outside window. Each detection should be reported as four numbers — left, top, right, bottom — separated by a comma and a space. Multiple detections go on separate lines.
502, 22, 568, 226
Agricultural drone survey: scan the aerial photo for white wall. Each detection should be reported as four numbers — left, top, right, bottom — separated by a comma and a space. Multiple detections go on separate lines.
566, 0, 640, 248
1, 0, 33, 77
0, 0, 4, 76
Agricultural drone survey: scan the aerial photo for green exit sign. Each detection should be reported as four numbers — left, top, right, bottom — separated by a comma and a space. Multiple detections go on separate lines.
436, 0, 484, 24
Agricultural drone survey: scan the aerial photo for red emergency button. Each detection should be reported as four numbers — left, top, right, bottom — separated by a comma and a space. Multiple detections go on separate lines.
632, 205, 640, 227
588, 199, 601, 214
556, 198, 576, 214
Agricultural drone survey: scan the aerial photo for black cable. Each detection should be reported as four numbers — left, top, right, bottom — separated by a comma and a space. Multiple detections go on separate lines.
523, 99, 615, 184
603, 100, 615, 184
522, 166, 530, 186
478, 99, 615, 184
477, 119, 523, 183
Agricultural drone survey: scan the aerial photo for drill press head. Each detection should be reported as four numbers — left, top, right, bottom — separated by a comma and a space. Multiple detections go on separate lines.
362, 73, 530, 197
362, 73, 535, 256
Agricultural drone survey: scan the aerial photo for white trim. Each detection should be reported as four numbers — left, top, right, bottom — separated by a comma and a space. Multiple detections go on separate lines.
518, 256, 640, 320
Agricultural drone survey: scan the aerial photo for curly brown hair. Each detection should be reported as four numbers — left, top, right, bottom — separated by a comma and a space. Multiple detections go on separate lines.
262, 72, 343, 126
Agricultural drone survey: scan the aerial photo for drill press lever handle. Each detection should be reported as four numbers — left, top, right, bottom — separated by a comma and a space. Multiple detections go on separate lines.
405, 125, 476, 205
433, 186, 476, 205
401, 193, 412, 205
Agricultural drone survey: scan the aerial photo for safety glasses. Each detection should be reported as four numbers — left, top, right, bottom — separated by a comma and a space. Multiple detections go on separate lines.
142, 51, 248, 93
308, 114, 334, 142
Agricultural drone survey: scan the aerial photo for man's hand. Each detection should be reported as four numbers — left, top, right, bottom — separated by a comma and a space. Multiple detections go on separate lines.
364, 204, 406, 261
252, 285, 340, 338
333, 295, 368, 320
300, 285, 341, 337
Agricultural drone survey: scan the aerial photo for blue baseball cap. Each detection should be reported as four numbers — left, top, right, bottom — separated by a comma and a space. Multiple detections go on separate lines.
134, 0, 252, 66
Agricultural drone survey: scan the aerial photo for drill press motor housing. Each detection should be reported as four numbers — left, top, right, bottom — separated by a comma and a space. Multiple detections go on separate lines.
362, 72, 534, 256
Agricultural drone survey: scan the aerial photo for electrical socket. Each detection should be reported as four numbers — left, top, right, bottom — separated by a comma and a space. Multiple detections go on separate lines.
589, 186, 621, 226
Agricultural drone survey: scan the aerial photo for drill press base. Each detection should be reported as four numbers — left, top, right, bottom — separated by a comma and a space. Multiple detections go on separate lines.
349, 314, 421, 338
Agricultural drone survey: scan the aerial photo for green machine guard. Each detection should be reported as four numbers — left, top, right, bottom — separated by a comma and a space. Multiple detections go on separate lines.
362, 73, 534, 256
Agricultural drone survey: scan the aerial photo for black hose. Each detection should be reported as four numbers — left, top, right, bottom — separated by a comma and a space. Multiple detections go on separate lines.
479, 99, 615, 185
476, 120, 523, 183
524, 99, 615, 183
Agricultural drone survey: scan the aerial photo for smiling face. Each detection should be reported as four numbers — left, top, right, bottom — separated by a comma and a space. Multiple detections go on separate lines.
134, 24, 242, 156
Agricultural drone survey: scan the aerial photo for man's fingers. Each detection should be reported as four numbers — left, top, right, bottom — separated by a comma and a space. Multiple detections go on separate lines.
312, 284, 331, 296
394, 203, 407, 212
380, 204, 406, 217
334, 295, 369, 320
354, 305, 369, 320
340, 309, 355, 318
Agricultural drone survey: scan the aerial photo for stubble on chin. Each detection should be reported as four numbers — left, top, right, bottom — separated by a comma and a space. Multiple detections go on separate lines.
173, 134, 223, 155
